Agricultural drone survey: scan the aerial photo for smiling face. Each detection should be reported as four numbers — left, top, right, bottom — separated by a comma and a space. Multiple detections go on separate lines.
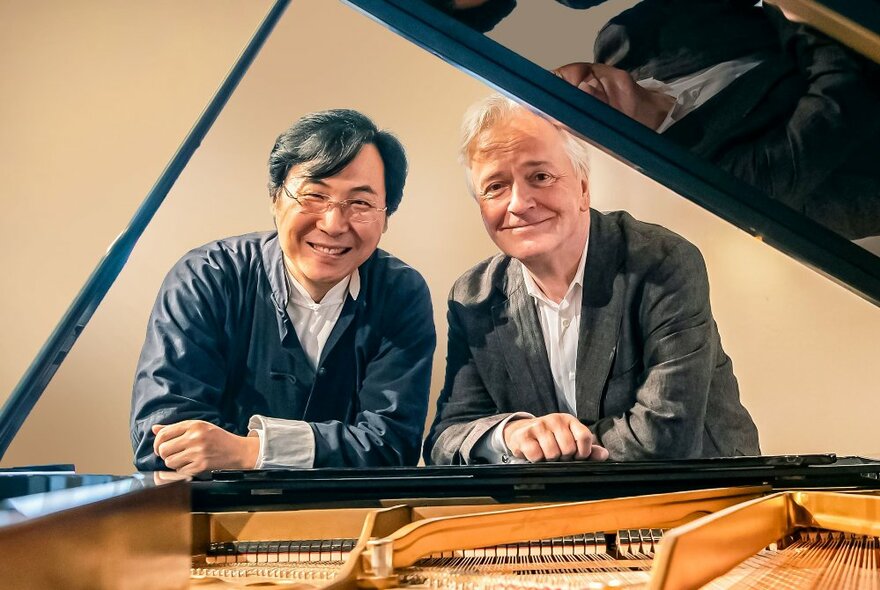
468, 110, 590, 270
273, 143, 387, 302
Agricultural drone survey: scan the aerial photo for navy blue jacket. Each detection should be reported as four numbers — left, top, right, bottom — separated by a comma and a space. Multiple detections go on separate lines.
130, 232, 435, 470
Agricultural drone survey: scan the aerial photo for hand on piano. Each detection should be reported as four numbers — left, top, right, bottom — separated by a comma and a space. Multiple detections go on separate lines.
151, 420, 259, 476
502, 413, 609, 463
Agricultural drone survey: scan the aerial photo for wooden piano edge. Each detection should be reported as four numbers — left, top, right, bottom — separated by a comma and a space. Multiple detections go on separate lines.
351, 486, 880, 590
642, 490, 880, 590
5, 480, 877, 589
0, 478, 191, 590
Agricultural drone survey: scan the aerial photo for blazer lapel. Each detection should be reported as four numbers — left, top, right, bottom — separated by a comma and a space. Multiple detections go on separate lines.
320, 295, 357, 365
303, 295, 358, 423
492, 261, 559, 416
575, 211, 626, 424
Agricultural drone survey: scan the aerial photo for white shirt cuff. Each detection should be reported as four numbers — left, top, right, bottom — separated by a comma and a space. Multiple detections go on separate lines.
248, 415, 315, 469
470, 412, 534, 464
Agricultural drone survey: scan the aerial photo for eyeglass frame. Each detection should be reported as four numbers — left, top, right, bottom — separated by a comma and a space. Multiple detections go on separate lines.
281, 184, 388, 223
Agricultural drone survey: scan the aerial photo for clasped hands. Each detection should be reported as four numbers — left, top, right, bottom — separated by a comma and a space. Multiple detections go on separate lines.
554, 62, 674, 131
152, 415, 605, 472
152, 420, 259, 476
503, 413, 609, 463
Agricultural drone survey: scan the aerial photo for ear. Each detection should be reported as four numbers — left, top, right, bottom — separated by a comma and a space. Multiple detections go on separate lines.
269, 189, 280, 213
382, 217, 389, 234
578, 176, 590, 211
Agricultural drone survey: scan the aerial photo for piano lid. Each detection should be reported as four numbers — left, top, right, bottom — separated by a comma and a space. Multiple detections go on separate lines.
347, 0, 880, 305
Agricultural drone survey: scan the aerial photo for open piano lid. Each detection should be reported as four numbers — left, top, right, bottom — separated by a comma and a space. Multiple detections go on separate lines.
345, 0, 880, 306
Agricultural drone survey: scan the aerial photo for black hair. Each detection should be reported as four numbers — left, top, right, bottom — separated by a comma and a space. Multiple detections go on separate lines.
268, 109, 407, 215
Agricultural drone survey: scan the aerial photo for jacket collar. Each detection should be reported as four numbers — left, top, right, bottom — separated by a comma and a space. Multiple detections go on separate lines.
262, 234, 291, 340
492, 210, 626, 421
261, 233, 370, 349
574, 209, 627, 423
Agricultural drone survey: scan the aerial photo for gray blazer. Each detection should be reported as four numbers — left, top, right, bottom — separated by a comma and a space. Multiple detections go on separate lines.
426, 210, 760, 464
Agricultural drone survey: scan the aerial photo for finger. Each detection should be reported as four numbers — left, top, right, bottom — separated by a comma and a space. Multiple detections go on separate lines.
535, 429, 562, 461
152, 421, 193, 449
568, 421, 595, 460
589, 445, 610, 462
578, 78, 608, 104
152, 426, 176, 456
162, 447, 195, 471
152, 471, 185, 485
177, 461, 210, 477
552, 425, 578, 460
151, 424, 167, 456
553, 62, 590, 84
518, 437, 545, 463
156, 433, 194, 461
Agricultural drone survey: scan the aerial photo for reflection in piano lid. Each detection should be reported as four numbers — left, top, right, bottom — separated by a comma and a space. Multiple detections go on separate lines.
1, 0, 880, 588
399, 0, 880, 299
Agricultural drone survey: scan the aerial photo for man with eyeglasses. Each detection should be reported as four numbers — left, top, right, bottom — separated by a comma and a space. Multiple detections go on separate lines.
130, 109, 435, 474
425, 95, 759, 465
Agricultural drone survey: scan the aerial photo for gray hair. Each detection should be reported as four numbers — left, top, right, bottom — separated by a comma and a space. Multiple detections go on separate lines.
459, 94, 591, 196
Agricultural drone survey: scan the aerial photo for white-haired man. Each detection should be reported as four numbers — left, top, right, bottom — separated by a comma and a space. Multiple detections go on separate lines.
425, 96, 759, 465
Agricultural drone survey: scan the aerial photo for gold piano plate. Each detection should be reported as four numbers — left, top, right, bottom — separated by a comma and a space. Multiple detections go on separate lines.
179, 486, 880, 589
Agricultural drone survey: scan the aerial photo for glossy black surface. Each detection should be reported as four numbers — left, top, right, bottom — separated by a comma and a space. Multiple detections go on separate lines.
349, 0, 880, 305
0, 473, 148, 525
191, 455, 880, 511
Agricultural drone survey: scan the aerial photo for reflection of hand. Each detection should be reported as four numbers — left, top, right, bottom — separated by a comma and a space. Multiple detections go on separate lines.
554, 62, 674, 131
152, 420, 259, 476
502, 413, 610, 463
151, 470, 190, 485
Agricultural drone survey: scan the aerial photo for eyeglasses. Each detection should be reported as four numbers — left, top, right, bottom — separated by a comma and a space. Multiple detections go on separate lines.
282, 185, 387, 223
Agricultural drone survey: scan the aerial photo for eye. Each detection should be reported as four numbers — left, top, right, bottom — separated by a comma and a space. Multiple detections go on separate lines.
300, 193, 330, 204
347, 199, 374, 212
531, 171, 556, 185
481, 182, 508, 200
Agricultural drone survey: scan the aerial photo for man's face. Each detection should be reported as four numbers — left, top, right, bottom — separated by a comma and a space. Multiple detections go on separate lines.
273, 144, 387, 301
468, 111, 590, 266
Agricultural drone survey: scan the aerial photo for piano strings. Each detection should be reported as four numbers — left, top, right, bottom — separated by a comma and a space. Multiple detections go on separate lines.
187, 529, 880, 588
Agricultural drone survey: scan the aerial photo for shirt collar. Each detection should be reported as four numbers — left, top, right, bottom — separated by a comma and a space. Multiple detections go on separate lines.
521, 233, 589, 307
287, 268, 360, 309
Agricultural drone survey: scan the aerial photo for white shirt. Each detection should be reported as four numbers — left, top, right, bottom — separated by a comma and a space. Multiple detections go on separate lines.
636, 55, 764, 133
247, 269, 360, 469
471, 236, 590, 463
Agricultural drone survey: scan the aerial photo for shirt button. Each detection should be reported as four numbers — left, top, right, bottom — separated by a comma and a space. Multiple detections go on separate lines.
562, 319, 571, 328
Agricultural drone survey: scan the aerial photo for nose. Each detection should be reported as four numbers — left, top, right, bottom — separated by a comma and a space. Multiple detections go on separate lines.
316, 203, 350, 235
507, 181, 535, 215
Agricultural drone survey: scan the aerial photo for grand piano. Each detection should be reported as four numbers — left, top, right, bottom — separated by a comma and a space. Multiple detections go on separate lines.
1, 1, 879, 588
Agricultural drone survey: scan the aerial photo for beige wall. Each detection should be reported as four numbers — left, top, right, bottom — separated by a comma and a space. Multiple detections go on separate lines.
1, 1, 877, 474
